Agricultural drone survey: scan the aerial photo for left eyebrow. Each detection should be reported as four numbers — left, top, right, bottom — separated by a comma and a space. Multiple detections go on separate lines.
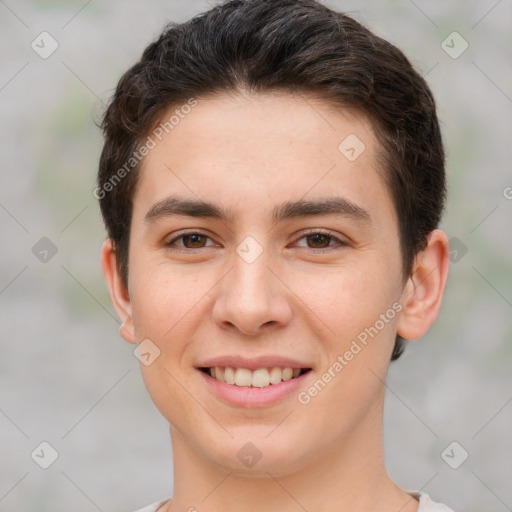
144, 195, 372, 226
272, 197, 371, 225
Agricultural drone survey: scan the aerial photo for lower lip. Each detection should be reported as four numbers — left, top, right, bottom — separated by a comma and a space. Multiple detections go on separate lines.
197, 369, 311, 407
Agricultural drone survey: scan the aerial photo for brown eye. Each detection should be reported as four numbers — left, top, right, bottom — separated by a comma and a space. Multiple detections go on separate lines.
181, 234, 207, 248
305, 233, 332, 249
295, 231, 347, 250
297, 230, 350, 252
166, 232, 214, 249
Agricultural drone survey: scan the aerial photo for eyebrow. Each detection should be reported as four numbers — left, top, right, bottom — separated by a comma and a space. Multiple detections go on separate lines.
144, 194, 371, 225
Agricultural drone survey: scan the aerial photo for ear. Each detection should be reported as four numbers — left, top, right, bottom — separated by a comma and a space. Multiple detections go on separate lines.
396, 229, 450, 341
101, 238, 136, 344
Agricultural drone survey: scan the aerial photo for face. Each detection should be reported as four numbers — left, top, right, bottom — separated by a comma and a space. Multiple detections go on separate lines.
106, 92, 417, 475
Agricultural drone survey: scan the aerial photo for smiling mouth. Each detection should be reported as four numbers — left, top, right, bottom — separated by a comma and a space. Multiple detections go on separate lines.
199, 366, 312, 388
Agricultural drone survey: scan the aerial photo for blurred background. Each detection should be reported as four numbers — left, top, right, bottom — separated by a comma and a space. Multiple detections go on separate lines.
0, 1, 511, 511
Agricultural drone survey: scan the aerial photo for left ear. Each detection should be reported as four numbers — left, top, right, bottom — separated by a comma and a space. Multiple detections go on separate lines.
396, 229, 450, 341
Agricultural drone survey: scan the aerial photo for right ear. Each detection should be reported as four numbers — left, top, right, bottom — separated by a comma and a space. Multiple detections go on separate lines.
101, 238, 136, 344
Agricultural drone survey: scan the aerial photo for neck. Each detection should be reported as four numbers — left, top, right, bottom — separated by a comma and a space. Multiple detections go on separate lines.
163, 396, 418, 512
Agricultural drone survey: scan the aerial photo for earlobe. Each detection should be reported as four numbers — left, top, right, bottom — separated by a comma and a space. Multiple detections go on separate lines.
101, 238, 137, 344
396, 229, 450, 341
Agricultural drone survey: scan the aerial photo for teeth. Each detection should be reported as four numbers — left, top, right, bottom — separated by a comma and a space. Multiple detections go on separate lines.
251, 368, 270, 388
269, 367, 283, 384
224, 366, 236, 385
235, 368, 252, 387
214, 366, 224, 382
207, 366, 306, 387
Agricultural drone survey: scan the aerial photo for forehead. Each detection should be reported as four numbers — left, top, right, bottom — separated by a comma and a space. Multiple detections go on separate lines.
132, 91, 394, 225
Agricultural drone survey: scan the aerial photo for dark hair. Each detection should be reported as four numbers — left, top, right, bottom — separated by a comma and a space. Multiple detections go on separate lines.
97, 0, 446, 361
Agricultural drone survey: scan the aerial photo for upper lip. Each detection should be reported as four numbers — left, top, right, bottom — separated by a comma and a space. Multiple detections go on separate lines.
197, 355, 313, 371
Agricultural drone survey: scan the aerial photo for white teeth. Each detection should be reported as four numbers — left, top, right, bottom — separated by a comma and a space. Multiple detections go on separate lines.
251, 368, 270, 388
214, 366, 224, 382
207, 366, 306, 387
269, 367, 282, 384
224, 366, 236, 385
235, 368, 252, 387
282, 367, 293, 381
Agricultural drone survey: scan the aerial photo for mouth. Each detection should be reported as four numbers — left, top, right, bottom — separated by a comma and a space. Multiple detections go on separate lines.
198, 366, 312, 388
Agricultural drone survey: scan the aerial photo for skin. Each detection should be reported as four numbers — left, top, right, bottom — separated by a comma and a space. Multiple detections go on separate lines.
102, 91, 450, 512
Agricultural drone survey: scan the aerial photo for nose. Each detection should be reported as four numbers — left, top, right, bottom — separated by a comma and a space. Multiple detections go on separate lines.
212, 241, 293, 336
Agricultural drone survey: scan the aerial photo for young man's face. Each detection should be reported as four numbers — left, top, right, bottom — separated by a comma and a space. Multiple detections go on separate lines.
103, 91, 445, 475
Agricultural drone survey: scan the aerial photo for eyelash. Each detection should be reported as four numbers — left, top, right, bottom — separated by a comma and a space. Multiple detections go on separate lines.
165, 229, 349, 252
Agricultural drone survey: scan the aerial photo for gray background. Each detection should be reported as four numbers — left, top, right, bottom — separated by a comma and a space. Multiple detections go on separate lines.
1, 1, 511, 511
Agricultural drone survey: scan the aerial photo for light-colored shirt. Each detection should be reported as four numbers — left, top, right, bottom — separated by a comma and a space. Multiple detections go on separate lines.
132, 491, 457, 511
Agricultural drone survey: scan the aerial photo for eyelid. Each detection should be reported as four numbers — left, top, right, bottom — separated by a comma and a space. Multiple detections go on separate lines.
165, 229, 217, 248
293, 228, 350, 248
165, 228, 350, 250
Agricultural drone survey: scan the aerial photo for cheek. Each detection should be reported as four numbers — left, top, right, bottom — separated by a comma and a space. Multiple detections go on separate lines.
294, 259, 400, 343
129, 262, 204, 340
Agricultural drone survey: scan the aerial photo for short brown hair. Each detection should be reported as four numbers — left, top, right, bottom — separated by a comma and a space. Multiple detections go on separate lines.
97, 0, 446, 360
